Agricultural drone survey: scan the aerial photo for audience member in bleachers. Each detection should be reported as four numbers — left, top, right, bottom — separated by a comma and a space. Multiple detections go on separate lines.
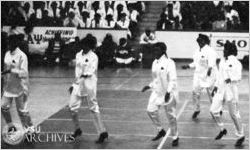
103, 14, 116, 28
91, 13, 105, 28
157, 12, 173, 30
23, 2, 34, 21
116, 13, 130, 29
114, 38, 135, 67
63, 11, 84, 27
80, 11, 91, 28
212, 13, 227, 31
140, 29, 157, 44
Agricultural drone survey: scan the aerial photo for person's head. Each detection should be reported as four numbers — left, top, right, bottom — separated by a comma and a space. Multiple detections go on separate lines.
77, 1, 84, 9
17, 34, 25, 41
51, 1, 57, 10
54, 33, 61, 41
160, 13, 167, 21
44, 10, 49, 17
94, 13, 101, 21
119, 38, 127, 46
120, 13, 126, 22
92, 1, 100, 11
82, 34, 97, 54
196, 34, 209, 48
224, 41, 237, 59
41, 1, 46, 10
8, 35, 19, 52
154, 42, 167, 59
23, 2, 30, 12
106, 14, 113, 21
145, 29, 151, 36
117, 4, 124, 12
105, 34, 113, 41
68, 11, 75, 19
65, 1, 71, 10
104, 1, 110, 7
75, 36, 80, 43
81, 11, 90, 20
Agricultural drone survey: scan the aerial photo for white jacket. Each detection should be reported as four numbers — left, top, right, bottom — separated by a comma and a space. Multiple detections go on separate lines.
4, 48, 29, 96
149, 55, 177, 96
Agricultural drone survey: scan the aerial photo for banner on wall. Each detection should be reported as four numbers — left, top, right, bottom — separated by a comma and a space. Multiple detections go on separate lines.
155, 31, 249, 59
2, 26, 77, 54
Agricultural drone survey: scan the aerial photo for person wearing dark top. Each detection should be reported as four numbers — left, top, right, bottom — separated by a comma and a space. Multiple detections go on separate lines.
96, 34, 117, 69
115, 38, 135, 67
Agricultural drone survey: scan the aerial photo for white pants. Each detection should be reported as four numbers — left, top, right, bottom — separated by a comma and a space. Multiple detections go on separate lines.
115, 57, 133, 65
210, 82, 244, 137
147, 90, 178, 138
193, 74, 215, 111
69, 78, 99, 113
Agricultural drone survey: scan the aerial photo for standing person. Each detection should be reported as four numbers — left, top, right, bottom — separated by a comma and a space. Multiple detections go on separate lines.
141, 42, 179, 146
182, 34, 217, 119
210, 41, 245, 147
68, 35, 108, 143
1, 35, 34, 134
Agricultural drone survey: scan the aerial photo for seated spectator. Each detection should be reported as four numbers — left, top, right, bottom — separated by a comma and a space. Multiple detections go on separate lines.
114, 3, 130, 22
99, 1, 114, 20
81, 11, 91, 28
63, 11, 84, 27
48, 1, 60, 18
103, 14, 116, 28
44, 33, 65, 64
22, 2, 34, 21
96, 34, 117, 68
90, 13, 105, 28
212, 13, 227, 31
116, 13, 130, 29
114, 38, 135, 67
41, 10, 54, 26
139, 29, 157, 44
157, 13, 173, 30
8, 2, 26, 25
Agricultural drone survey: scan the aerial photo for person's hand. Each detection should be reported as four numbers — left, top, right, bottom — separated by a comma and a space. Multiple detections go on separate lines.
68, 86, 73, 94
1, 70, 11, 75
165, 92, 170, 103
141, 86, 150, 92
182, 65, 190, 70
225, 78, 231, 84
211, 87, 218, 97
207, 68, 212, 76
80, 74, 90, 78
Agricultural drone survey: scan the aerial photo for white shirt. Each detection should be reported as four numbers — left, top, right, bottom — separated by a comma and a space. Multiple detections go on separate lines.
189, 45, 217, 78
217, 55, 242, 85
75, 50, 98, 80
116, 19, 130, 29
3, 48, 29, 97
149, 55, 177, 95
140, 32, 157, 44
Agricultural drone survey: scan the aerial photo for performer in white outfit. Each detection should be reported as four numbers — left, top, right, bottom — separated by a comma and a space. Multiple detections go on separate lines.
182, 34, 217, 119
210, 41, 245, 147
142, 42, 179, 146
68, 36, 108, 143
1, 35, 34, 134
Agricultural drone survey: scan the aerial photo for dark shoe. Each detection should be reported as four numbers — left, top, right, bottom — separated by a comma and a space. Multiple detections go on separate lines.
235, 136, 245, 147
192, 111, 200, 119
172, 137, 179, 146
68, 128, 82, 141
220, 110, 223, 116
152, 129, 166, 141
96, 132, 108, 143
215, 129, 227, 140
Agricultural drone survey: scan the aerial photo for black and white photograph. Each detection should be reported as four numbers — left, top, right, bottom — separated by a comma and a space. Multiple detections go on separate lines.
1, 1, 249, 149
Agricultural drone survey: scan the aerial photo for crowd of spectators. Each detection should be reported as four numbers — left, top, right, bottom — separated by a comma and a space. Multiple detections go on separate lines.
157, 1, 249, 31
2, 1, 146, 38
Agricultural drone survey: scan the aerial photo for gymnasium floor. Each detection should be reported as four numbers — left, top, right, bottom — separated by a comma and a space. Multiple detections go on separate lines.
1, 62, 249, 149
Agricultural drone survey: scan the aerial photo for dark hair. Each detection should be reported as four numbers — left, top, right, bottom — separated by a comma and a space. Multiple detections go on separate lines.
154, 42, 167, 54
224, 40, 238, 56
119, 38, 127, 46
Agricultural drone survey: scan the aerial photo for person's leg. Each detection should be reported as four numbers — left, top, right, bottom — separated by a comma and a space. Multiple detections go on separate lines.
210, 91, 226, 140
15, 94, 34, 133
225, 83, 244, 146
192, 76, 202, 119
1, 96, 14, 130
68, 84, 83, 139
86, 79, 108, 143
147, 92, 166, 141
164, 93, 179, 146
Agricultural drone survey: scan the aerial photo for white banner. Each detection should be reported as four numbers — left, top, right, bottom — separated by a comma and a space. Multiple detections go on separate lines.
155, 31, 249, 59
2, 26, 77, 55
